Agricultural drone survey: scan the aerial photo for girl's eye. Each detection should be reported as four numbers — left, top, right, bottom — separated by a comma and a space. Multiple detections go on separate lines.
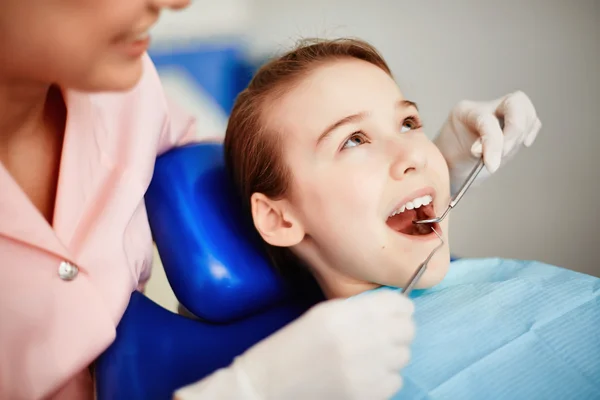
400, 115, 423, 133
342, 132, 369, 150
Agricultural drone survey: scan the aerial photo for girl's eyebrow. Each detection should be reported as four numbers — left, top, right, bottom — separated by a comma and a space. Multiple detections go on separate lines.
316, 99, 419, 147
317, 112, 367, 146
398, 99, 418, 111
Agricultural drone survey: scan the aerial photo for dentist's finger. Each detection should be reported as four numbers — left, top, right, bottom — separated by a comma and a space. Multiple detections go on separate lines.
496, 92, 531, 155
471, 114, 504, 173
524, 118, 542, 147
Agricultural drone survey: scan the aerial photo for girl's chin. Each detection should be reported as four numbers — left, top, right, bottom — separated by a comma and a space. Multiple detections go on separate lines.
390, 257, 450, 291
414, 259, 451, 289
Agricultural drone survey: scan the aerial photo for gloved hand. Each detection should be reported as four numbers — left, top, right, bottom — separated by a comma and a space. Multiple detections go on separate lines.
434, 91, 542, 194
174, 290, 415, 400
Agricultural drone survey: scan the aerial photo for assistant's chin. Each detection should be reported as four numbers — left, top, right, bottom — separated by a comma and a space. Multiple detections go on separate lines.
108, 58, 144, 90
80, 58, 144, 92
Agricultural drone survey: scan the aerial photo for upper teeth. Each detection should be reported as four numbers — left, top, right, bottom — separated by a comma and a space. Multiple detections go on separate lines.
390, 195, 433, 217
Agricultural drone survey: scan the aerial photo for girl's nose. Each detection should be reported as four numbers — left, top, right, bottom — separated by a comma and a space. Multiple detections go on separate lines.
389, 141, 428, 181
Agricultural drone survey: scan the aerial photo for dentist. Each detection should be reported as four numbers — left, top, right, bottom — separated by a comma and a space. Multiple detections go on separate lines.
0, 0, 541, 399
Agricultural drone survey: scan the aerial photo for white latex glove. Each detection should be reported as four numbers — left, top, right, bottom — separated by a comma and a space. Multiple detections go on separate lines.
434, 90, 542, 194
174, 290, 415, 400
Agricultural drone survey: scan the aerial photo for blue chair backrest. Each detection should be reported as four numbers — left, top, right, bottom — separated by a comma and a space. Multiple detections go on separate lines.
145, 142, 304, 322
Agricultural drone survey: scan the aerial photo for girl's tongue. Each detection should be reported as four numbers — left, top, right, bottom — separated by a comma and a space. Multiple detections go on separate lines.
387, 204, 435, 235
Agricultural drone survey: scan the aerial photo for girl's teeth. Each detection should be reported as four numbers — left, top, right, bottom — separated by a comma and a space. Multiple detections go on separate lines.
389, 195, 433, 217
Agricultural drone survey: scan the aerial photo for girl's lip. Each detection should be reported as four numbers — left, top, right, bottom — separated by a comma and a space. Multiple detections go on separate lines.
390, 222, 443, 242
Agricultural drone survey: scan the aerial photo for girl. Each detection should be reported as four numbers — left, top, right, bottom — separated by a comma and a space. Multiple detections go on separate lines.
223, 38, 599, 399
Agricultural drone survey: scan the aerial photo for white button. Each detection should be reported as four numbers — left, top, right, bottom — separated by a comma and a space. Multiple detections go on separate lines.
58, 261, 79, 281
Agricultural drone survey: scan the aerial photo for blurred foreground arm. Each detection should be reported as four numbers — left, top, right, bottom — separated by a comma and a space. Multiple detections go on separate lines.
174, 290, 415, 400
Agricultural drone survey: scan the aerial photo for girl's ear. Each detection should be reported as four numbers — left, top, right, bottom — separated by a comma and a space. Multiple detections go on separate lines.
251, 192, 305, 247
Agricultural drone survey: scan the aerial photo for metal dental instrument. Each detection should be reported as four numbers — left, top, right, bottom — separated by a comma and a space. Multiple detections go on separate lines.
413, 157, 485, 225
402, 158, 483, 295
401, 227, 444, 297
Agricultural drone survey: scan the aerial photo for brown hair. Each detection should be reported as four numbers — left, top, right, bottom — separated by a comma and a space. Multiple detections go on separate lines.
224, 38, 392, 282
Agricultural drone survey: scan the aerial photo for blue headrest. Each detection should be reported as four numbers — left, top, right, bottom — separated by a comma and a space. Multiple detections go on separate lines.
145, 143, 290, 323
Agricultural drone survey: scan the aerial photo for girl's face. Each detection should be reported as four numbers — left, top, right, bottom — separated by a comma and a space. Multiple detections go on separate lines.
0, 0, 189, 91
253, 59, 452, 296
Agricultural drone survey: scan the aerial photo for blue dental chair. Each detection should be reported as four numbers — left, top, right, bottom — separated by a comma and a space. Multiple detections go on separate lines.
95, 143, 324, 400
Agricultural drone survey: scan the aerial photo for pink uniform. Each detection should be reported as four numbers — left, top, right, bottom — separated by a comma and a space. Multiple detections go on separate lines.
0, 54, 197, 399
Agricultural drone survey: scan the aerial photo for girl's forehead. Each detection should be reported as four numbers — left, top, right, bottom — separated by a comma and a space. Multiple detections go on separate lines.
268, 60, 403, 137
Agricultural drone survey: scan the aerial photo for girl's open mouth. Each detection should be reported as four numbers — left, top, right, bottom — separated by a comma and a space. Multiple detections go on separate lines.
386, 194, 441, 238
